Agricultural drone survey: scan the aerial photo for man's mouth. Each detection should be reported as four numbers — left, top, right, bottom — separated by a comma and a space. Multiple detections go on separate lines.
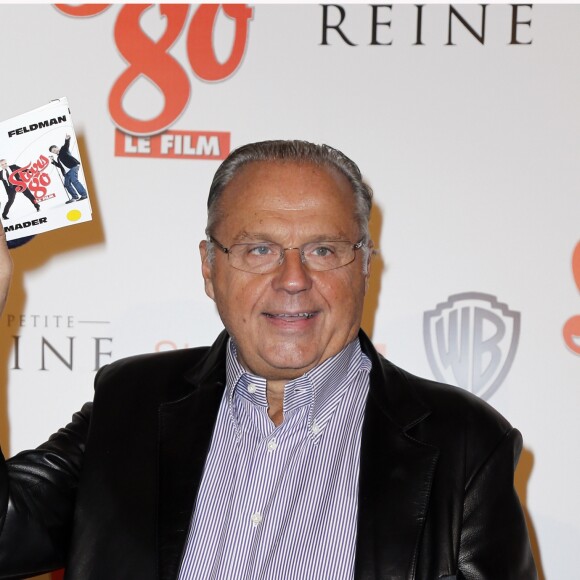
264, 312, 316, 320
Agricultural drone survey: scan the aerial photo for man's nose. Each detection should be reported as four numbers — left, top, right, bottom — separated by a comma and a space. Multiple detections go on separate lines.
272, 248, 312, 293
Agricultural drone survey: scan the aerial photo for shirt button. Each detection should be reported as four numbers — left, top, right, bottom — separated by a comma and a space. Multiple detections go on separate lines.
267, 439, 277, 452
312, 422, 321, 435
247, 383, 257, 394
251, 512, 262, 527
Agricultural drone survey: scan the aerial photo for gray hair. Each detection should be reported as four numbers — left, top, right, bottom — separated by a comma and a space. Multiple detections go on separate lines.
204, 140, 374, 273
206, 140, 373, 239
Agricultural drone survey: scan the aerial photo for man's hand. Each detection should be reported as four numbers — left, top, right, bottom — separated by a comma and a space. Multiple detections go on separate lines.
0, 225, 13, 316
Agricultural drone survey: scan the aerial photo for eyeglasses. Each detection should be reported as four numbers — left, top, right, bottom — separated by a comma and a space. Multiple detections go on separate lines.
209, 236, 366, 274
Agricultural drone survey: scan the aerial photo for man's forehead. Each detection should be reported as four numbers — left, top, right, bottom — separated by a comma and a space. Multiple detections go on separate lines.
213, 161, 359, 240
234, 158, 341, 177
223, 160, 352, 199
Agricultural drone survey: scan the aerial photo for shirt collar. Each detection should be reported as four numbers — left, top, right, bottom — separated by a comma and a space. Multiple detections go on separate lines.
225, 337, 371, 437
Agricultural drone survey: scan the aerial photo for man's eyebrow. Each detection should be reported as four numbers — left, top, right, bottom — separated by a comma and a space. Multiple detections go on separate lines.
232, 231, 353, 244
232, 231, 271, 243
304, 234, 352, 243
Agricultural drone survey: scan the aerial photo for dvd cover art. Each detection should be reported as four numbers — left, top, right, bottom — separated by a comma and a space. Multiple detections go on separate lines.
0, 97, 92, 242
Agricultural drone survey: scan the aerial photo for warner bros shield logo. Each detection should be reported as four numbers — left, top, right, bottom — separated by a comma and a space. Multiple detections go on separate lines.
423, 292, 521, 400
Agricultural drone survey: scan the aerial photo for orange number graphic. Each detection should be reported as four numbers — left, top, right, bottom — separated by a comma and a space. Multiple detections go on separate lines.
187, 4, 253, 81
563, 241, 580, 354
572, 241, 580, 292
108, 4, 191, 136
57, 4, 253, 135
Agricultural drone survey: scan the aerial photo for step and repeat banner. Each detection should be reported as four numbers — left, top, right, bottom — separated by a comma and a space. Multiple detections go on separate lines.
0, 3, 578, 578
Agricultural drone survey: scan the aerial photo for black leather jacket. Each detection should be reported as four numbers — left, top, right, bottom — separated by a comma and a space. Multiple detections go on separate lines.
0, 331, 537, 579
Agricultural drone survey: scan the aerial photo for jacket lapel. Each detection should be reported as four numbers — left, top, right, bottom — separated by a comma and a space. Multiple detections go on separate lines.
157, 332, 229, 580
355, 333, 439, 580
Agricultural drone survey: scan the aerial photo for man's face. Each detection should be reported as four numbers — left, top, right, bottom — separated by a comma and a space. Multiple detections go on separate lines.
0, 160, 7, 170
50, 146, 59, 155
200, 161, 371, 382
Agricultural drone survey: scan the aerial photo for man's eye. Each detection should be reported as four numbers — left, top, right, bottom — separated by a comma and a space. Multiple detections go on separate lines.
311, 245, 335, 257
248, 245, 274, 256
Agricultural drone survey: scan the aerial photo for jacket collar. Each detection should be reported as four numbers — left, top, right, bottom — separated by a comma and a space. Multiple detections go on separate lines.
157, 331, 229, 580
359, 330, 431, 430
355, 330, 439, 580
156, 330, 438, 580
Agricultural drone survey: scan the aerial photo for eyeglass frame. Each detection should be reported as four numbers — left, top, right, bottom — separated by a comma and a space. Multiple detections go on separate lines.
208, 235, 367, 274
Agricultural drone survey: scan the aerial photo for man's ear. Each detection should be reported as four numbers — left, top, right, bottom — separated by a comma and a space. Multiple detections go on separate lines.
199, 240, 216, 301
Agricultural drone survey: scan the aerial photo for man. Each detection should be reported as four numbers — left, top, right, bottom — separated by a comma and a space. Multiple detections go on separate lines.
49, 135, 88, 201
0, 159, 40, 220
0, 141, 536, 579
49, 155, 79, 204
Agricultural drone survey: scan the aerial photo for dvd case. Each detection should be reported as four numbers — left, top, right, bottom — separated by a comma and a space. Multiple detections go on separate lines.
0, 97, 92, 242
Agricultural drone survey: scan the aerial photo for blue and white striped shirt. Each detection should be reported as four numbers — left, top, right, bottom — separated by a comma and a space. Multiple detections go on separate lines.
177, 338, 371, 580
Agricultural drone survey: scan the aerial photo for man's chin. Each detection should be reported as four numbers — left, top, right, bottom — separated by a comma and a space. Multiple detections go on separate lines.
259, 345, 331, 381
240, 347, 322, 382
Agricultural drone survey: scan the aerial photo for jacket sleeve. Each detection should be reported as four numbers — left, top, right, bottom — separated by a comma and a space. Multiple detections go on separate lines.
0, 403, 92, 579
458, 427, 537, 580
